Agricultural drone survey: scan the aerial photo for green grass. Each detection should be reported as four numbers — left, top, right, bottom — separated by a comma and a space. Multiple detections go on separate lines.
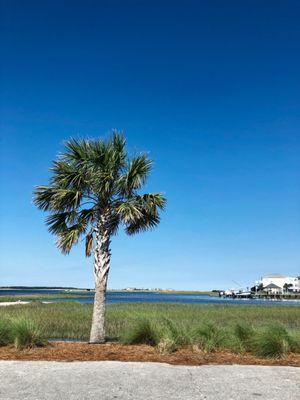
0, 319, 13, 346
1, 302, 299, 340
121, 319, 160, 346
191, 323, 227, 353
0, 302, 299, 357
250, 324, 295, 358
0, 317, 48, 349
12, 319, 48, 349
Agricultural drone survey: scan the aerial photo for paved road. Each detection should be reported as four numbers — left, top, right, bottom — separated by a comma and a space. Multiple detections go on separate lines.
0, 361, 298, 400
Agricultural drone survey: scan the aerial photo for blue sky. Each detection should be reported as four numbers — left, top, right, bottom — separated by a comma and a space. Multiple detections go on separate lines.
1, 0, 299, 290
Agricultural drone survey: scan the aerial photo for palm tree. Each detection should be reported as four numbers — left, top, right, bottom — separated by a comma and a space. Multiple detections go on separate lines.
33, 132, 166, 343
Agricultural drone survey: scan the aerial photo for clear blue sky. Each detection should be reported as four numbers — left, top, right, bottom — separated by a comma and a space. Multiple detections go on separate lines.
1, 0, 299, 290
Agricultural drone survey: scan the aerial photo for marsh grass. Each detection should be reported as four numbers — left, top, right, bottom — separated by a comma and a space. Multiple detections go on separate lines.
121, 319, 159, 346
0, 302, 299, 357
251, 324, 295, 358
158, 318, 189, 352
233, 322, 255, 352
191, 323, 227, 352
122, 318, 188, 353
12, 319, 48, 349
0, 319, 13, 346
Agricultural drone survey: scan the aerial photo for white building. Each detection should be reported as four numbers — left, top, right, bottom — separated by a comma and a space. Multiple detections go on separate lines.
259, 274, 300, 293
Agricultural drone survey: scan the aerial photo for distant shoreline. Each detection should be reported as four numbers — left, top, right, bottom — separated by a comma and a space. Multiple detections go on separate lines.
0, 287, 217, 296
0, 286, 90, 291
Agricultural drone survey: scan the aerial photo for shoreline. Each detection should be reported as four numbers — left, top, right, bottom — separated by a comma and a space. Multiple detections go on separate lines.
0, 301, 54, 307
0, 288, 216, 295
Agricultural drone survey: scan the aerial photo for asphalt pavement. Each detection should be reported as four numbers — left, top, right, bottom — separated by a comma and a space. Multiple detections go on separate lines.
0, 361, 298, 400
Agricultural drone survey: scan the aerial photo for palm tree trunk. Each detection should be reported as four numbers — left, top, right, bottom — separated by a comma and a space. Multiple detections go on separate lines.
89, 225, 111, 344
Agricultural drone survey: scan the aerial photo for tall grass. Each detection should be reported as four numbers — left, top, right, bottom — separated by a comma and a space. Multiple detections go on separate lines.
121, 319, 159, 346
1, 302, 299, 340
0, 302, 299, 357
251, 325, 297, 358
0, 319, 13, 346
12, 319, 48, 349
191, 323, 227, 353
0, 318, 48, 349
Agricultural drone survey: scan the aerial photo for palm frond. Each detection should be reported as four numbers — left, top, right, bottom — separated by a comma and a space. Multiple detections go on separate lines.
55, 213, 90, 254
46, 211, 77, 235
138, 193, 167, 210
50, 160, 88, 190
111, 131, 126, 168
87, 132, 126, 172
125, 212, 161, 235
116, 201, 143, 223
78, 208, 94, 224
63, 138, 92, 163
56, 226, 82, 254
85, 233, 94, 257
46, 208, 94, 236
34, 186, 82, 212
106, 212, 120, 236
33, 186, 55, 211
120, 193, 166, 235
118, 155, 152, 195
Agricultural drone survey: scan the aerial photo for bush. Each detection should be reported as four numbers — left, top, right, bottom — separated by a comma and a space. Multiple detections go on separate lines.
121, 319, 159, 346
191, 323, 226, 353
12, 319, 48, 349
251, 324, 293, 358
0, 319, 13, 346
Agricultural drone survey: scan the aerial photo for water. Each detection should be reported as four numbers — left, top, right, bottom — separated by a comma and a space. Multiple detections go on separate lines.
1, 289, 299, 306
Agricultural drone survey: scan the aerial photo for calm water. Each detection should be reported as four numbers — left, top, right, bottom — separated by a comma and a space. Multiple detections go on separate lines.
1, 289, 299, 306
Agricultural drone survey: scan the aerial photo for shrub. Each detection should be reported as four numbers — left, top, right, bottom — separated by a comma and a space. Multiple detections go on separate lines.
191, 323, 226, 353
251, 324, 292, 358
12, 319, 48, 349
0, 319, 13, 346
121, 319, 159, 346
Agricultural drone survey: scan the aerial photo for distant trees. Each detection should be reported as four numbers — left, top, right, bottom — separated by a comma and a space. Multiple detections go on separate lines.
251, 283, 264, 293
34, 132, 166, 343
283, 283, 293, 293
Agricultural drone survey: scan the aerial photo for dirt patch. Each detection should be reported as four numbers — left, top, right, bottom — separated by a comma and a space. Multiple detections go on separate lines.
0, 342, 299, 366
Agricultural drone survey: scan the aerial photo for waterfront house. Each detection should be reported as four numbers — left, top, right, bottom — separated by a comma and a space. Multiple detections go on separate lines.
258, 274, 300, 293
263, 283, 282, 295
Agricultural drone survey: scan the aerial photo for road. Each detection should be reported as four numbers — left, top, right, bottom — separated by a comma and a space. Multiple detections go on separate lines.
0, 361, 298, 400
